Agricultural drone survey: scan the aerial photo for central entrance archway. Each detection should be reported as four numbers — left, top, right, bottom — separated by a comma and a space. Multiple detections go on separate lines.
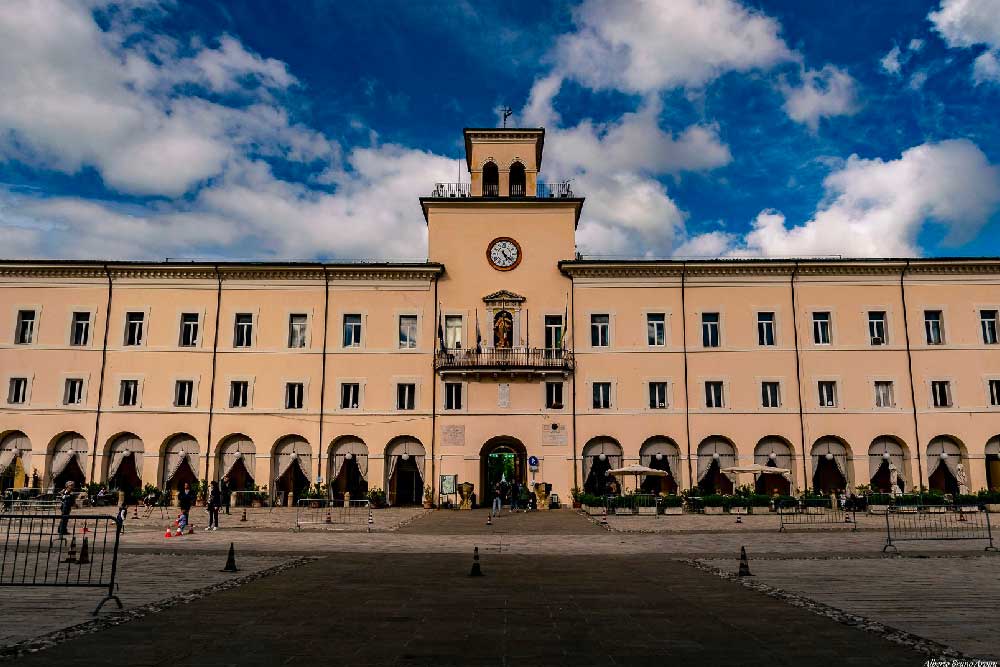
480, 437, 527, 506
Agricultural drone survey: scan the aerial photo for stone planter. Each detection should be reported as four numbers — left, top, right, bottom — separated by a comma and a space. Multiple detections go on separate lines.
897, 505, 918, 513
868, 505, 889, 515
957, 505, 979, 513
805, 507, 825, 515
925, 505, 946, 513
703, 506, 724, 515
662, 506, 683, 515
729, 506, 748, 515
638, 506, 656, 516
586, 506, 604, 516
985, 503, 1000, 513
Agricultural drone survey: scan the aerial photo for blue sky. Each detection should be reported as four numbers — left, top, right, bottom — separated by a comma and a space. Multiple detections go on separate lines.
2, 0, 1000, 260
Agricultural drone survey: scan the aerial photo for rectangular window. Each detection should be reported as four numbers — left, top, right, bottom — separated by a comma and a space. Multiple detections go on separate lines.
340, 383, 360, 409
285, 382, 304, 410
590, 314, 609, 347
812, 312, 831, 345
981, 310, 998, 345
647, 313, 665, 347
14, 309, 36, 345
592, 382, 611, 409
124, 312, 144, 346
757, 312, 775, 346
868, 311, 887, 346
7, 377, 27, 405
174, 380, 194, 408
761, 381, 781, 408
445, 315, 463, 349
546, 381, 564, 409
705, 381, 724, 408
289, 314, 309, 348
989, 379, 1000, 407
874, 381, 895, 408
342, 314, 361, 347
931, 380, 952, 408
64, 378, 84, 405
179, 313, 199, 347
70, 312, 91, 346
701, 313, 720, 348
444, 382, 463, 410
396, 383, 416, 410
544, 315, 564, 350
229, 380, 249, 408
924, 310, 943, 345
648, 381, 668, 409
399, 315, 418, 349
118, 379, 138, 407
233, 313, 253, 348
818, 381, 837, 408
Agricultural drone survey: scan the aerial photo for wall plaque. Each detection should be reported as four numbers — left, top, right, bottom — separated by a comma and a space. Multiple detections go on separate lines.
498, 383, 510, 408
442, 424, 465, 446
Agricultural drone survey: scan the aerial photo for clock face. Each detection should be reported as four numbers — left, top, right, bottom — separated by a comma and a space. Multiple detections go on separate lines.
487, 237, 522, 271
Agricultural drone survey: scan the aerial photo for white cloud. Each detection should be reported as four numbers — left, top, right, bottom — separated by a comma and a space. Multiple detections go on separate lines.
880, 46, 902, 75
552, 0, 794, 93
681, 139, 1000, 258
780, 65, 859, 130
929, 0, 1000, 83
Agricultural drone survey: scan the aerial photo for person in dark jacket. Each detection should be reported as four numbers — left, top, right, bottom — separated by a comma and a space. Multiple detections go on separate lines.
220, 476, 231, 515
57, 481, 76, 539
207, 481, 221, 531
177, 482, 195, 533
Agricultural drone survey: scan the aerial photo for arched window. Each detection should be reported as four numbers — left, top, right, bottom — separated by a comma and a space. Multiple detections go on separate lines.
509, 161, 526, 196
482, 161, 499, 197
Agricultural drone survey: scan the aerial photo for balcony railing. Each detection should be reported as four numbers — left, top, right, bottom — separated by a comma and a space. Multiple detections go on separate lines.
435, 347, 574, 373
428, 182, 578, 198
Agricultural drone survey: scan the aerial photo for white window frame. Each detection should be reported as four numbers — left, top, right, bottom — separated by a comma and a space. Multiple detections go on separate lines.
923, 309, 945, 346
646, 312, 667, 347
929, 379, 953, 408
704, 380, 725, 409
589, 313, 611, 349
398, 313, 420, 350
284, 380, 307, 411
61, 375, 89, 407
178, 311, 203, 348
980, 309, 999, 346
544, 313, 565, 351
5, 375, 31, 406
232, 311, 257, 349
394, 380, 419, 411
873, 379, 895, 409
544, 380, 566, 410
122, 309, 149, 347
647, 380, 670, 410
337, 380, 364, 411
756, 310, 777, 347
341, 312, 363, 349
443, 381, 465, 411
867, 310, 888, 346
987, 377, 1000, 408
13, 306, 40, 345
116, 376, 143, 408
760, 380, 782, 409
443, 313, 465, 350
817, 380, 838, 408
173, 377, 198, 409
811, 311, 832, 346
68, 308, 96, 347
227, 377, 254, 410
590, 379, 613, 410
700, 312, 721, 348
289, 312, 311, 349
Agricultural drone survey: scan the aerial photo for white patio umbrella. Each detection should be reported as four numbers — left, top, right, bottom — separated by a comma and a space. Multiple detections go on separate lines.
720, 464, 791, 492
608, 464, 668, 493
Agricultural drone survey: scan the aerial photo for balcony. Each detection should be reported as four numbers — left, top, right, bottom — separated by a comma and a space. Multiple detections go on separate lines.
428, 182, 578, 198
434, 347, 574, 376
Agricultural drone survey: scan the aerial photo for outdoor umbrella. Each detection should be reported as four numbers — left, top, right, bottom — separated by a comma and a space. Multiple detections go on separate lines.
720, 464, 791, 491
608, 464, 668, 493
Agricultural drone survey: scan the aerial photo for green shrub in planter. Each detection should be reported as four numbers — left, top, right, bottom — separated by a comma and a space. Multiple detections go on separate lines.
921, 492, 947, 506
802, 497, 830, 508
977, 489, 1000, 503
955, 494, 980, 505
659, 495, 683, 508
701, 494, 727, 507
579, 493, 604, 507
867, 493, 892, 506
774, 495, 797, 510
749, 494, 770, 508
725, 496, 747, 510
895, 494, 921, 506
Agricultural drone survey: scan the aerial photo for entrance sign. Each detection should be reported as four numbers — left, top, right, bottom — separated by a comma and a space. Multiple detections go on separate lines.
440, 474, 457, 495
528, 455, 539, 472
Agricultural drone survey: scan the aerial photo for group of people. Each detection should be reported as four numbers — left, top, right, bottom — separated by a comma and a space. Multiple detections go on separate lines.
490, 479, 535, 516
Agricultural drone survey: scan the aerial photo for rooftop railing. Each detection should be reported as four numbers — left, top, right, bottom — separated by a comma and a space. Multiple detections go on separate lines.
428, 182, 578, 198
434, 347, 574, 373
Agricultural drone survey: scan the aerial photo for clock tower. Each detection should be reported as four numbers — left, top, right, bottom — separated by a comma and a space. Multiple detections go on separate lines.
419, 127, 585, 504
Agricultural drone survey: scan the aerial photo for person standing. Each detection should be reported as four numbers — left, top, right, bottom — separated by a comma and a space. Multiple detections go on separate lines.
510, 481, 519, 512
207, 481, 221, 531
220, 476, 231, 515
491, 482, 501, 518
57, 481, 76, 539
177, 482, 195, 534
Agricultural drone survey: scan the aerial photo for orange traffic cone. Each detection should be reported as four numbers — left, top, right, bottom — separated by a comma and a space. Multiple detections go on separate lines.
164, 527, 172, 538
188, 525, 195, 534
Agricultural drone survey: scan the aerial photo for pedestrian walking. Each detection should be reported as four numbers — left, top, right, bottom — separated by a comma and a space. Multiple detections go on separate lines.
491, 482, 502, 517
177, 482, 195, 535
117, 501, 128, 534
57, 481, 76, 539
208, 481, 221, 531
510, 481, 519, 512
220, 476, 231, 515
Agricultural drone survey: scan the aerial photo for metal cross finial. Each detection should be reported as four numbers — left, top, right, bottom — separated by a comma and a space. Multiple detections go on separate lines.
502, 107, 513, 128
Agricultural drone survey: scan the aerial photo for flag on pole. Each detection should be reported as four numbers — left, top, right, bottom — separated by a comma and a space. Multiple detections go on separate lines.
475, 309, 482, 353
562, 295, 570, 350
437, 304, 445, 352
524, 309, 529, 349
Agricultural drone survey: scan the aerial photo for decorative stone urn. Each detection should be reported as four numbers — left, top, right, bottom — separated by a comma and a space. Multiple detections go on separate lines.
534, 483, 550, 511
458, 482, 474, 510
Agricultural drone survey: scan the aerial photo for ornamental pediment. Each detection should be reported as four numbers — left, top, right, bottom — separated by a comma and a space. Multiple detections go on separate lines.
482, 289, 526, 304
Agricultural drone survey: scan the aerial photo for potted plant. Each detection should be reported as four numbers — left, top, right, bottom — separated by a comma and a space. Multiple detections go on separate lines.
659, 494, 683, 515
580, 493, 605, 515
727, 495, 748, 515
954, 493, 980, 512
978, 489, 1000, 513
367, 487, 386, 509
701, 494, 726, 515
920, 491, 947, 512
867, 493, 892, 514
801, 492, 830, 513
423, 485, 434, 509
570, 486, 582, 509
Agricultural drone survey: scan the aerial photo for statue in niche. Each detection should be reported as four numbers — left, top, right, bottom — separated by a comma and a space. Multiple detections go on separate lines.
493, 310, 513, 348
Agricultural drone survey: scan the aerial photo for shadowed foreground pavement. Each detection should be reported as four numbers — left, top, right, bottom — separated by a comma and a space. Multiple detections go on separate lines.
18, 553, 925, 666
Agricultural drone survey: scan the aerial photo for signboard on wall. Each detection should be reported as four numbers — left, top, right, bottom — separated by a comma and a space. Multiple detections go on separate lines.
440, 475, 457, 495
541, 423, 568, 445
498, 383, 510, 408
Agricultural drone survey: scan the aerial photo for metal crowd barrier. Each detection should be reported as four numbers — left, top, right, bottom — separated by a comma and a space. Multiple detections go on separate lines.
1, 513, 123, 614
231, 490, 286, 513
883, 506, 996, 553
778, 503, 857, 532
295, 499, 372, 531
605, 494, 658, 516
1, 499, 61, 515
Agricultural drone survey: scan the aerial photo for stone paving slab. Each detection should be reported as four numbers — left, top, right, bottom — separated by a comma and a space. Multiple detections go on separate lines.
0, 553, 287, 649
9, 554, 929, 666
700, 556, 1000, 659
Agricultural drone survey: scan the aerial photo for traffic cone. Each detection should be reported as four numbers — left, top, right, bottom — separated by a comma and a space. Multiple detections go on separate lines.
738, 546, 752, 577
368, 508, 374, 532
164, 526, 172, 538
188, 525, 195, 534
132, 505, 139, 519
63, 536, 78, 563
486, 513, 492, 526
240, 509, 247, 522
325, 510, 332, 524
735, 514, 742, 524
221, 542, 239, 572
78, 537, 90, 565
469, 546, 483, 577
81, 524, 90, 534
600, 507, 608, 527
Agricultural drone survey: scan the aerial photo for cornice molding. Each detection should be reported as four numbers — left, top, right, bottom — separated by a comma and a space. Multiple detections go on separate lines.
560, 259, 1000, 279
0, 263, 443, 283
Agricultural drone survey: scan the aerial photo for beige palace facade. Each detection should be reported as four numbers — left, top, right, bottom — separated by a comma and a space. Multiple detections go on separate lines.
2, 127, 1000, 504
